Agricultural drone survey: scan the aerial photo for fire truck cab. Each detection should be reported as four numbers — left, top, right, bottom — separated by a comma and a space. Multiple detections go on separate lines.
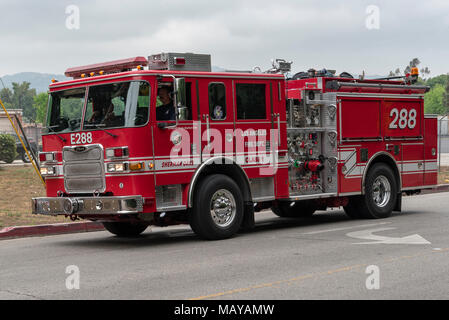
32, 53, 438, 240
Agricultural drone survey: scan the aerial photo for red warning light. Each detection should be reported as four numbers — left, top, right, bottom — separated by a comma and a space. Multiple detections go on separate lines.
174, 57, 186, 65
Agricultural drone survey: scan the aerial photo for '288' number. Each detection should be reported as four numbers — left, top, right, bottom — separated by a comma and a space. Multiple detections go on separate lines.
389, 108, 417, 129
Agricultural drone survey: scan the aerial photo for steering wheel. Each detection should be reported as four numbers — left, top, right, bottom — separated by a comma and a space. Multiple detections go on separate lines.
133, 114, 146, 125
69, 118, 80, 129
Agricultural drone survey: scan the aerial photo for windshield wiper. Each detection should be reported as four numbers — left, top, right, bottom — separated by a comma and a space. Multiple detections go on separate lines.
84, 124, 118, 138
46, 126, 67, 142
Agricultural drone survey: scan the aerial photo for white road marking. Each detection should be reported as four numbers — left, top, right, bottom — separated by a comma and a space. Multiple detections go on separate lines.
346, 227, 431, 245
302, 222, 392, 235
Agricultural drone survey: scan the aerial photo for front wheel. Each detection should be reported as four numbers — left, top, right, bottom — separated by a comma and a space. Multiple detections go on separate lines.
102, 222, 148, 237
189, 174, 244, 240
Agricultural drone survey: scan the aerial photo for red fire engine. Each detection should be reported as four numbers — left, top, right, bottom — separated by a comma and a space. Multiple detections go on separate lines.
32, 53, 438, 240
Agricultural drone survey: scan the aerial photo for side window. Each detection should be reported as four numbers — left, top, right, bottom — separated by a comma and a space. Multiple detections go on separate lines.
156, 81, 193, 121
236, 83, 266, 120
135, 82, 150, 125
209, 83, 226, 120
156, 83, 175, 121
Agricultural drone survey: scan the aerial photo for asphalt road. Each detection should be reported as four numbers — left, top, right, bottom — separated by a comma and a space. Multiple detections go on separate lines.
1, 192, 448, 300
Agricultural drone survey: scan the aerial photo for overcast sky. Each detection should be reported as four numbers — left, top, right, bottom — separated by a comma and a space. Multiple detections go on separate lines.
1, 0, 449, 78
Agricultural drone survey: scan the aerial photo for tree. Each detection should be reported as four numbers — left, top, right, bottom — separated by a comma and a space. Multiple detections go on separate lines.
404, 58, 421, 74
444, 74, 449, 114
424, 84, 446, 115
11, 82, 36, 121
0, 87, 13, 109
426, 74, 448, 89
389, 58, 430, 79
33, 92, 49, 124
420, 67, 431, 79
0, 134, 17, 163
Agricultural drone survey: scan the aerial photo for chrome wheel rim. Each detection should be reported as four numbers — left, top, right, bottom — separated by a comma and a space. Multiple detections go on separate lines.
210, 189, 236, 228
372, 175, 391, 208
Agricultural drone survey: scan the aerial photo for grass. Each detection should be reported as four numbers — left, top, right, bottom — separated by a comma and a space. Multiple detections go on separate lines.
1, 165, 449, 229
0, 165, 68, 228
438, 166, 449, 184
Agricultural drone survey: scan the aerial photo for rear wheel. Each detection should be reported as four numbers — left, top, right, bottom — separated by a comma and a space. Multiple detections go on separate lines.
189, 174, 244, 240
102, 221, 148, 237
352, 163, 398, 219
343, 197, 363, 219
272, 201, 316, 218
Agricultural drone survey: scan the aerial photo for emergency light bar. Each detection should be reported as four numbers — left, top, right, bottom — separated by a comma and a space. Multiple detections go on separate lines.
65, 56, 148, 79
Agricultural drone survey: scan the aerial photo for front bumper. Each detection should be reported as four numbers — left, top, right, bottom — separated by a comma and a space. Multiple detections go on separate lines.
32, 196, 144, 216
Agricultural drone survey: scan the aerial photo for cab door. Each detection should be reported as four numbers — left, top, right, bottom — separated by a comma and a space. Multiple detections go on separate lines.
199, 79, 234, 162
152, 78, 199, 210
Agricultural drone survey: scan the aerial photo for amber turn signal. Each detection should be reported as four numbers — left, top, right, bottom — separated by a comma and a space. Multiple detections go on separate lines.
129, 162, 144, 171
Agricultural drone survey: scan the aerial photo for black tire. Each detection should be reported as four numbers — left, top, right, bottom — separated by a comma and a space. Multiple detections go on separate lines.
21, 151, 31, 163
343, 196, 363, 219
272, 201, 316, 218
102, 222, 148, 237
358, 163, 398, 219
189, 174, 244, 240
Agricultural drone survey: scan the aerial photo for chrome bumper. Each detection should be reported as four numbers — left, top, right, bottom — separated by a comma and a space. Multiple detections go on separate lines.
32, 196, 144, 216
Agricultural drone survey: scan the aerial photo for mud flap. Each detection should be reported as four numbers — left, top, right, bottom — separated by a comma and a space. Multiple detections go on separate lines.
240, 202, 255, 232
394, 192, 402, 212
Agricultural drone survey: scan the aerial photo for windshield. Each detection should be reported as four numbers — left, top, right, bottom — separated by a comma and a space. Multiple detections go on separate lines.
83, 81, 150, 130
45, 81, 150, 134
45, 88, 86, 133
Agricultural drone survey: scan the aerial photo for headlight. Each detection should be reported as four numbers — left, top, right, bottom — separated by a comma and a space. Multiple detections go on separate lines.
107, 163, 127, 173
40, 166, 56, 176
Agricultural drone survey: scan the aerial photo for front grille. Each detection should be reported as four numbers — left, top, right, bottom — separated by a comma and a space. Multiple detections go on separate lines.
63, 144, 106, 194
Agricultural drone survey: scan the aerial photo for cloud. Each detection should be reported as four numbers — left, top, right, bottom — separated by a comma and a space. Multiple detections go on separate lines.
0, 0, 448, 77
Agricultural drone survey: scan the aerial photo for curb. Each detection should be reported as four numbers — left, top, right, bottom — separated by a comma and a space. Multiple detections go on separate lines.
0, 221, 105, 240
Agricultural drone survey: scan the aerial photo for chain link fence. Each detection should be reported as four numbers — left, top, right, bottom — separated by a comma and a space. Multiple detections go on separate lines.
438, 116, 449, 171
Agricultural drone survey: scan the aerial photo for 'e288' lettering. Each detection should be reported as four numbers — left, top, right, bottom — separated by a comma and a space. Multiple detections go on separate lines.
70, 133, 92, 145
389, 108, 417, 129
